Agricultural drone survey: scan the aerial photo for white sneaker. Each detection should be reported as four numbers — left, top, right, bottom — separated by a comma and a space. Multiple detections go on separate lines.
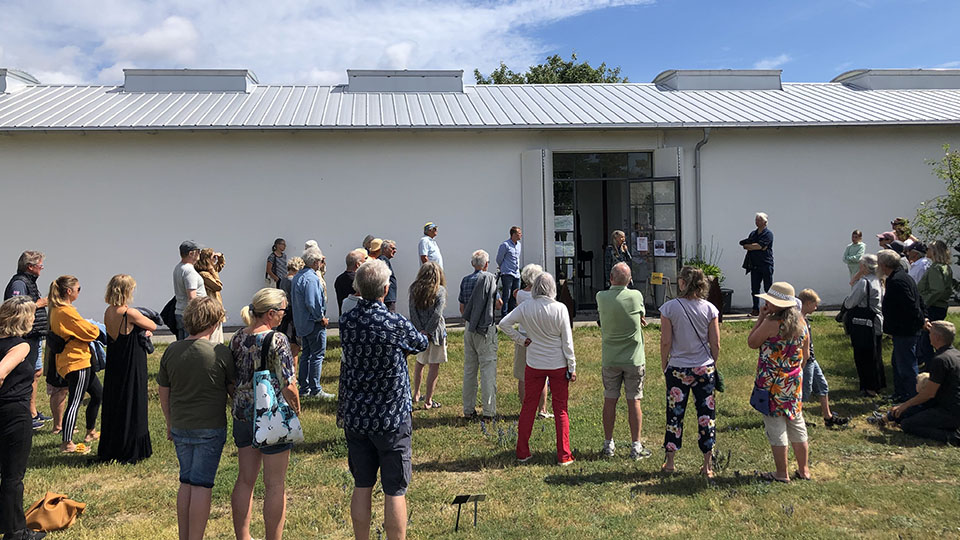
602, 440, 615, 458
316, 390, 336, 400
630, 443, 652, 461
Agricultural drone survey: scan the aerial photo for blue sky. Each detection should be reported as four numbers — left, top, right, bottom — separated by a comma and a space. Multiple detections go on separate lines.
533, 0, 960, 83
1, 0, 958, 85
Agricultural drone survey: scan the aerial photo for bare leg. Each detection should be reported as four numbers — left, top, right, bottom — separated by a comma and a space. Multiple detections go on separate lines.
188, 486, 213, 540
663, 450, 676, 471
424, 364, 440, 404
261, 451, 290, 540
701, 451, 714, 477
231, 446, 262, 540
770, 446, 790, 482
412, 362, 425, 402
384, 495, 407, 540
819, 395, 833, 419
602, 397, 618, 440
50, 387, 67, 432
177, 483, 191, 540
792, 441, 810, 479
351, 487, 373, 540
626, 399, 642, 442
30, 370, 41, 417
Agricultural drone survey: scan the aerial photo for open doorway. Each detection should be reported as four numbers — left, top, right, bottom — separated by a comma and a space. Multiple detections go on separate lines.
553, 152, 679, 310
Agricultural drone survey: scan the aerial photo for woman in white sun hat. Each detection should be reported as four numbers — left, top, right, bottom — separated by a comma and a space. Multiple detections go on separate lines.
747, 281, 811, 483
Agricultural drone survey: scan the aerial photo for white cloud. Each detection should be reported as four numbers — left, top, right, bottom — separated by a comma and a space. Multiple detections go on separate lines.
935, 60, 960, 68
0, 0, 654, 86
753, 53, 792, 70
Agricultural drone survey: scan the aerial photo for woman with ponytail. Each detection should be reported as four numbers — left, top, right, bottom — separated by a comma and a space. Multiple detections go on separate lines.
98, 274, 156, 464
229, 288, 299, 540
48, 275, 103, 454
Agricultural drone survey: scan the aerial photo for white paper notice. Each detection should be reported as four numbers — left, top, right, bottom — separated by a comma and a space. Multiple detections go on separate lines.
636, 236, 648, 252
653, 239, 666, 257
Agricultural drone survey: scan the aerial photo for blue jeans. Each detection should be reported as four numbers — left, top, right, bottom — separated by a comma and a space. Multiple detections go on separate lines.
500, 274, 520, 317
171, 427, 227, 489
299, 326, 326, 395
891, 334, 919, 401
750, 265, 774, 310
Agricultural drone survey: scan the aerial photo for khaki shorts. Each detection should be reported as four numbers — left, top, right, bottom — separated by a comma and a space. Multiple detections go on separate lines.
602, 365, 645, 400
415, 342, 448, 365
513, 344, 527, 380
762, 413, 808, 446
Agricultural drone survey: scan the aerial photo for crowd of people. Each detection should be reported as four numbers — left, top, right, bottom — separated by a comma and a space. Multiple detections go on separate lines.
1, 213, 959, 540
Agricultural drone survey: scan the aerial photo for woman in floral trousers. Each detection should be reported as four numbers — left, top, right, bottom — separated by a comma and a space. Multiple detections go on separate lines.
658, 267, 720, 478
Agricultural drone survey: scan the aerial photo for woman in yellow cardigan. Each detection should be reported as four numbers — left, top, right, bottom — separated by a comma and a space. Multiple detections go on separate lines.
48, 275, 103, 453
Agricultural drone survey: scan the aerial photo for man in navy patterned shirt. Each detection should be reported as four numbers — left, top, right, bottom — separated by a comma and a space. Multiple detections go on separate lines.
338, 258, 427, 540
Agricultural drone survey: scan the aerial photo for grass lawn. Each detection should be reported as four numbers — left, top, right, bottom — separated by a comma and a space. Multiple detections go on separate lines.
24, 314, 960, 539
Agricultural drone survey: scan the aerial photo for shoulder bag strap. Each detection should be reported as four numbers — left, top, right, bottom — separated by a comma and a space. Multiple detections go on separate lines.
677, 298, 712, 357
259, 331, 276, 371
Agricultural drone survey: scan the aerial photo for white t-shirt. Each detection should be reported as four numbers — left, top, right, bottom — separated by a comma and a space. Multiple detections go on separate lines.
659, 297, 719, 368
418, 236, 443, 269
173, 262, 207, 315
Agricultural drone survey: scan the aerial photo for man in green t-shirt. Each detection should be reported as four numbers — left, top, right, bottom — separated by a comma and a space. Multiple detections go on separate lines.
596, 262, 650, 460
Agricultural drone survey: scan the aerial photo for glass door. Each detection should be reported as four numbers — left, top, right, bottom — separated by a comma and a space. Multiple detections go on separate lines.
629, 179, 679, 308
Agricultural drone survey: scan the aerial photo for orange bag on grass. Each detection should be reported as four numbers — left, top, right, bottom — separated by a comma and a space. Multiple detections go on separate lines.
24, 492, 85, 532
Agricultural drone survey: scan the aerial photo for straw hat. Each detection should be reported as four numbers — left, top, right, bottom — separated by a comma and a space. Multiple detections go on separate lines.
755, 282, 797, 309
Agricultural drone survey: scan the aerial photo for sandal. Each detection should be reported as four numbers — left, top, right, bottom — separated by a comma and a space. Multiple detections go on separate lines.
84, 430, 100, 442
793, 470, 812, 481
756, 471, 789, 483
62, 443, 91, 455
424, 400, 442, 409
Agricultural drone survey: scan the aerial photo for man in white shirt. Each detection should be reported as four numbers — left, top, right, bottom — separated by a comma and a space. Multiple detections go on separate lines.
906, 243, 931, 283
418, 222, 443, 269
173, 240, 207, 340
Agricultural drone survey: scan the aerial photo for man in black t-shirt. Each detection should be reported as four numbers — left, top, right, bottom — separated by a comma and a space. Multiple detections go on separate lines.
334, 249, 367, 314
891, 320, 960, 443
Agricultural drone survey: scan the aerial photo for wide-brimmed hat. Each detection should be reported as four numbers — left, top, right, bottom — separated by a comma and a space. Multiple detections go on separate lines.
755, 282, 797, 309
368, 238, 383, 252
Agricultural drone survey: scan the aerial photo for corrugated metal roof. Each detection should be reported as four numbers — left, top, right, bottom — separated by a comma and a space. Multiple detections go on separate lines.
2, 82, 960, 131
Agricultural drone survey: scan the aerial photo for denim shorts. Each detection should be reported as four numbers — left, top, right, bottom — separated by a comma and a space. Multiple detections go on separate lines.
32, 338, 44, 371
172, 427, 227, 489
802, 359, 829, 401
232, 417, 292, 455
345, 415, 412, 497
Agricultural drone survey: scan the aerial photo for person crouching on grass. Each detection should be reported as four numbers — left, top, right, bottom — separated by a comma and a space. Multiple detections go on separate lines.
797, 289, 848, 428
157, 296, 235, 540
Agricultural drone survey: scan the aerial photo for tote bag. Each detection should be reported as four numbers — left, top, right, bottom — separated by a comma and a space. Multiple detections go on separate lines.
24, 492, 86, 532
253, 331, 304, 448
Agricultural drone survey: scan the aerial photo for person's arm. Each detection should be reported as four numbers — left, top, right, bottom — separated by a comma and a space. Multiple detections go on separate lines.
496, 242, 507, 268
747, 306, 777, 349
660, 317, 673, 372
801, 328, 811, 369
201, 272, 223, 293
63, 308, 102, 341
0, 342, 30, 388
126, 307, 158, 332
708, 316, 721, 363
158, 385, 173, 440
559, 306, 576, 379
497, 305, 525, 345
422, 288, 445, 335
891, 381, 939, 418
280, 383, 300, 415
303, 277, 325, 322
266, 258, 280, 283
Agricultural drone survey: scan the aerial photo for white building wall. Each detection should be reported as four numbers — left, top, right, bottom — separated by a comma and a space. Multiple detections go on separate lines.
1, 125, 956, 325
680, 126, 960, 307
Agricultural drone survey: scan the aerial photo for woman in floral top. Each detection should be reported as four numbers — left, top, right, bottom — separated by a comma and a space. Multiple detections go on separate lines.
229, 288, 299, 540
748, 281, 811, 483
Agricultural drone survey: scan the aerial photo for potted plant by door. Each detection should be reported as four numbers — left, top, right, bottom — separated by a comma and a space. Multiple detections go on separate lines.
682, 241, 728, 322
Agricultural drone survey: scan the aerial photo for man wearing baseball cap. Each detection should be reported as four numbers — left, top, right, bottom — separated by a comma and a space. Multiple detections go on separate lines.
173, 240, 207, 340
418, 222, 443, 269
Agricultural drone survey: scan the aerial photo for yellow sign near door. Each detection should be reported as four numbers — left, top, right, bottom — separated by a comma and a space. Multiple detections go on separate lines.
650, 272, 664, 285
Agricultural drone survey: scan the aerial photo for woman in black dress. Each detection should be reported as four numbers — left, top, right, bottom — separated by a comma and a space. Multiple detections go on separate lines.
98, 274, 157, 464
